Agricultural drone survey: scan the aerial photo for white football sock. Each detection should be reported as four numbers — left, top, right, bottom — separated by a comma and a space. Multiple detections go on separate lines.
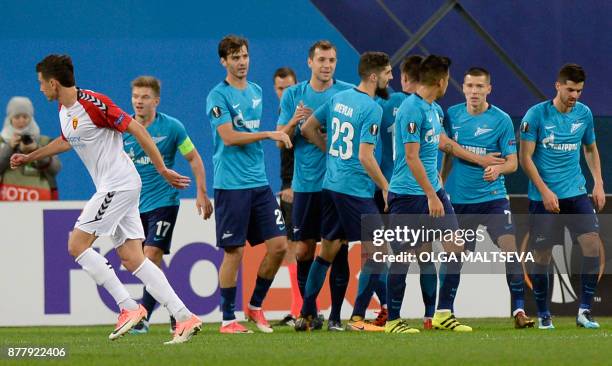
133, 259, 191, 322
76, 248, 138, 311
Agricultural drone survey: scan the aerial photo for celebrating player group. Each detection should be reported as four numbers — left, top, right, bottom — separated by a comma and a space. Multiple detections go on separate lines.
10, 34, 604, 343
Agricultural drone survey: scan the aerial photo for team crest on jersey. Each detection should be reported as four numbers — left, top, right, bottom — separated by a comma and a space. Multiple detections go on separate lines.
370, 124, 379, 136
520, 121, 529, 133
72, 117, 78, 129
408, 122, 417, 134
212, 106, 221, 118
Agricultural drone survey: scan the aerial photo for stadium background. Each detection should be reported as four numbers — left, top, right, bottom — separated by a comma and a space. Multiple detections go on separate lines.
1, 0, 611, 325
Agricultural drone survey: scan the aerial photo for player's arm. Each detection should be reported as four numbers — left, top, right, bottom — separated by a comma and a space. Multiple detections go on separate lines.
300, 115, 326, 152
276, 102, 313, 149
483, 153, 517, 182
127, 121, 191, 189
440, 152, 453, 184
217, 123, 291, 148
359, 142, 389, 207
583, 142, 605, 211
519, 140, 559, 213
438, 134, 505, 168
10, 137, 71, 169
404, 142, 444, 217
181, 142, 213, 219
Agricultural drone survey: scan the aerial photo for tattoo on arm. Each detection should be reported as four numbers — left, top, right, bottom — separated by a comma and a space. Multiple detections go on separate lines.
442, 143, 453, 153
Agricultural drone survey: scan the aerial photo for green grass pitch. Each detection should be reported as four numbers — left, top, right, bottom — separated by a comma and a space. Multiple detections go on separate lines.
1, 318, 611, 365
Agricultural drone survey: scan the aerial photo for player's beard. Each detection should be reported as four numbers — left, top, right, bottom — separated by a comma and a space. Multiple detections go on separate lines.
375, 86, 389, 100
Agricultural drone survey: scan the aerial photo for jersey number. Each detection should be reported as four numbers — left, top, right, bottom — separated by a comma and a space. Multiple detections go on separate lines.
274, 209, 285, 226
155, 221, 171, 237
329, 117, 354, 160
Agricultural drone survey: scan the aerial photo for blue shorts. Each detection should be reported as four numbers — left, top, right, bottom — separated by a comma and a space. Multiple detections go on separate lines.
528, 194, 599, 249
388, 189, 459, 249
292, 191, 322, 241
453, 198, 514, 252
320, 189, 380, 242
214, 186, 286, 248
280, 198, 294, 241
140, 205, 180, 254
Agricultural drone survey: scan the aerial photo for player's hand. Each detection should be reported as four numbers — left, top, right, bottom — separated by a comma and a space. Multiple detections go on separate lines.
9, 134, 21, 149
427, 193, 445, 218
483, 165, 502, 182
541, 188, 560, 213
592, 183, 606, 212
10, 153, 30, 169
161, 168, 191, 189
382, 189, 389, 213
290, 102, 313, 127
280, 188, 294, 204
196, 193, 214, 219
478, 152, 505, 168
268, 131, 292, 149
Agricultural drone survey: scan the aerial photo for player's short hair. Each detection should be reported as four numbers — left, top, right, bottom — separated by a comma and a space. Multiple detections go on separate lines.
308, 40, 337, 59
35, 54, 75, 87
358, 52, 390, 79
400, 55, 424, 82
273, 67, 297, 83
465, 67, 491, 83
131, 76, 161, 97
218, 35, 249, 59
418, 55, 452, 86
558, 63, 586, 84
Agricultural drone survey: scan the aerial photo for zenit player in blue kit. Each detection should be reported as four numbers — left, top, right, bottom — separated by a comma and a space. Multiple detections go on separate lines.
276, 40, 354, 331
206, 35, 292, 334
385, 55, 505, 334
519, 64, 605, 330
124, 76, 213, 334
296, 52, 393, 332
441, 67, 534, 329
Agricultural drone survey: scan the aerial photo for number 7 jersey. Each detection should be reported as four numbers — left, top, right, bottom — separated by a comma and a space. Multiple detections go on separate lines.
313, 88, 383, 198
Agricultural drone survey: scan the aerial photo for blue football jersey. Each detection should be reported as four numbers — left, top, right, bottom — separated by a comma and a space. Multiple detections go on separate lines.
389, 94, 444, 195
377, 92, 410, 181
206, 81, 268, 190
123, 112, 191, 213
520, 100, 595, 200
277, 80, 354, 192
313, 88, 383, 198
444, 103, 516, 204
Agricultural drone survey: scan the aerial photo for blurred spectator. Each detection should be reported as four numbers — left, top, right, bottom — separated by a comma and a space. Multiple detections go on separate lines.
0, 97, 60, 200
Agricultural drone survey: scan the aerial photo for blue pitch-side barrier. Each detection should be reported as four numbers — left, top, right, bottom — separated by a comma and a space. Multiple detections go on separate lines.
0, 0, 609, 199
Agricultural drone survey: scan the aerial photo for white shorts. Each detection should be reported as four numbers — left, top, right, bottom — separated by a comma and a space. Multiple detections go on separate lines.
75, 189, 145, 247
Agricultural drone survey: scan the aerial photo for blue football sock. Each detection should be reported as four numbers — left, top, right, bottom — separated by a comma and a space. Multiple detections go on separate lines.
301, 256, 331, 317
329, 245, 349, 322
580, 256, 599, 310
220, 287, 237, 321
386, 262, 409, 321
249, 276, 273, 308
418, 261, 437, 317
352, 259, 382, 318
374, 265, 388, 307
437, 259, 462, 311
141, 288, 158, 321
531, 263, 550, 318
505, 260, 525, 313
297, 258, 313, 298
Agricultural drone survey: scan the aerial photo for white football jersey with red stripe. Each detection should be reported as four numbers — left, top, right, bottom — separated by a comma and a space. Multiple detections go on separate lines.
59, 88, 141, 192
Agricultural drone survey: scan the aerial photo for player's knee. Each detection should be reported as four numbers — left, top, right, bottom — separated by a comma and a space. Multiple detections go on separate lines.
578, 232, 601, 257
295, 241, 314, 261
143, 245, 164, 265
534, 248, 552, 265
223, 247, 243, 263
67, 241, 85, 258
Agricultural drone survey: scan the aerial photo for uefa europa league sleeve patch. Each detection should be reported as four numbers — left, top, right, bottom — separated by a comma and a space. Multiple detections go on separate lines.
212, 106, 221, 118
520, 121, 529, 133
408, 122, 417, 134
369, 124, 379, 136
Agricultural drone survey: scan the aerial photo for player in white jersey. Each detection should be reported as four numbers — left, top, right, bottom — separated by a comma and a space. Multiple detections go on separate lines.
10, 54, 201, 344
